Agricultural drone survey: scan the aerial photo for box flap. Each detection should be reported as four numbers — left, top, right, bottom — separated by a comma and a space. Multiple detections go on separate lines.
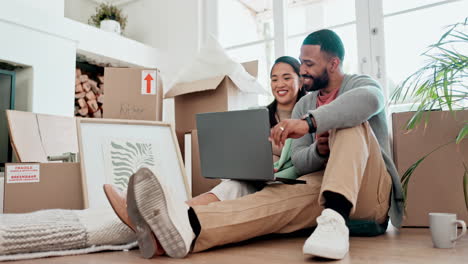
6, 110, 78, 162
242, 60, 258, 78
164, 75, 226, 99
6, 110, 47, 162
37, 114, 78, 157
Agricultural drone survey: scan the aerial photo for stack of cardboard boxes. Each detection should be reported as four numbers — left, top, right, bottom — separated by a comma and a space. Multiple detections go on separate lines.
4, 61, 260, 212
4, 67, 161, 213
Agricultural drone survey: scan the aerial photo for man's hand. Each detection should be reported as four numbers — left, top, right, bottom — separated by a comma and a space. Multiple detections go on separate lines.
270, 119, 309, 147
316, 131, 330, 157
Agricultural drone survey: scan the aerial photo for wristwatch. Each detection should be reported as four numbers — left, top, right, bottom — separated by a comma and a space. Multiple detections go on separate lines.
303, 113, 317, 134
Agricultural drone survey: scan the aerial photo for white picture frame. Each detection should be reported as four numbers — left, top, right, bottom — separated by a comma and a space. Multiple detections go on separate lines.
77, 118, 189, 209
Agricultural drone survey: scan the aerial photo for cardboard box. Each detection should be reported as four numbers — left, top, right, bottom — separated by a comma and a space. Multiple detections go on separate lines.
392, 110, 468, 227
3, 163, 84, 213
104, 68, 163, 121
165, 61, 260, 154
185, 130, 221, 197
6, 110, 78, 162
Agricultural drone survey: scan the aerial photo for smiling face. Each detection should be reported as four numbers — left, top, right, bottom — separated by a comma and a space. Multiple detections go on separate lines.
299, 45, 332, 92
270, 62, 302, 108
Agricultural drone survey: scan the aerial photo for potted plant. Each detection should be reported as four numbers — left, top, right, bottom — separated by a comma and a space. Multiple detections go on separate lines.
391, 18, 468, 210
89, 3, 128, 34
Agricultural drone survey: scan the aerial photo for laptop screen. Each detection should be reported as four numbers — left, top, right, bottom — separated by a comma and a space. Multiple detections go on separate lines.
196, 109, 274, 181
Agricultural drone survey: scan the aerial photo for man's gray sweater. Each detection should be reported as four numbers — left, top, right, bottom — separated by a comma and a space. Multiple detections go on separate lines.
291, 74, 404, 228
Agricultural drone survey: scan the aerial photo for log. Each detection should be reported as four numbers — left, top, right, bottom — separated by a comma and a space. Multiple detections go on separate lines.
85, 91, 96, 101
75, 92, 86, 99
79, 74, 89, 83
77, 98, 87, 108
75, 84, 83, 93
87, 100, 99, 113
91, 85, 101, 95
78, 107, 88, 116
82, 82, 91, 92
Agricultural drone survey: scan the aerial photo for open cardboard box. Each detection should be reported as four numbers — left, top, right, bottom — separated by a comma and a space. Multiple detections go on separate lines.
4, 110, 83, 213
165, 60, 261, 155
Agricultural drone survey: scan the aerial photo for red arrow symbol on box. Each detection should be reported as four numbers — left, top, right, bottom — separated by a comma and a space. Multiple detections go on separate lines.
144, 74, 154, 94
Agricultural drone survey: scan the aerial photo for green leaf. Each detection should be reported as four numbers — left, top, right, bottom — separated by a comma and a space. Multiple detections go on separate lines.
456, 124, 468, 144
400, 140, 456, 207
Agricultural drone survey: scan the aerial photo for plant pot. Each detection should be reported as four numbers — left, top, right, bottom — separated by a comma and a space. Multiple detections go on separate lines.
100, 19, 121, 34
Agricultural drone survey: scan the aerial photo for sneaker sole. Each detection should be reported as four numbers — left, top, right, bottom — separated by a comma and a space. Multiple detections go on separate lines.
126, 175, 159, 258
303, 246, 347, 260
130, 168, 188, 258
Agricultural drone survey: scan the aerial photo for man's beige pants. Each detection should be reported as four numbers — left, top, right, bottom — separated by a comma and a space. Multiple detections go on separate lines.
192, 122, 392, 252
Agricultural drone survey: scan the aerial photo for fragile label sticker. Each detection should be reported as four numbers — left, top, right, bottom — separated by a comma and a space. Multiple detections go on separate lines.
6, 164, 40, 184
141, 70, 157, 95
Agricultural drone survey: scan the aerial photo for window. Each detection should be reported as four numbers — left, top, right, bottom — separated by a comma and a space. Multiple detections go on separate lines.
209, 0, 468, 108
217, 0, 275, 104
382, 0, 468, 103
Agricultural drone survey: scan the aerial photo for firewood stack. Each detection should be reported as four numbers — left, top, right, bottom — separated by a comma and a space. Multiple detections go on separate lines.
74, 68, 104, 118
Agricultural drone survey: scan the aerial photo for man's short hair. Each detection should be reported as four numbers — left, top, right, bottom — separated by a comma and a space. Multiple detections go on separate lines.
302, 29, 345, 62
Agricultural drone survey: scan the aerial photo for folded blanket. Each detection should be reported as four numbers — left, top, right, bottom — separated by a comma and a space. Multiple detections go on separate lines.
0, 207, 136, 261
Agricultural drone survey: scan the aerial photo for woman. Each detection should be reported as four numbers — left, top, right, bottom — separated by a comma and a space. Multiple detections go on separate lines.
187, 56, 305, 206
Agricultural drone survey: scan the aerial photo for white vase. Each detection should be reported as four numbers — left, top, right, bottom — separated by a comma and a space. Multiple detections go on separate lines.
100, 19, 121, 34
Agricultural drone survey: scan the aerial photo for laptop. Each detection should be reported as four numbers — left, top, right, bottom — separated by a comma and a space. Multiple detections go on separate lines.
196, 109, 305, 184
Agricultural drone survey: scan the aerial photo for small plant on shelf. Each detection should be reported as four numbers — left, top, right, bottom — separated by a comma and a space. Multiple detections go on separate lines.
88, 3, 127, 34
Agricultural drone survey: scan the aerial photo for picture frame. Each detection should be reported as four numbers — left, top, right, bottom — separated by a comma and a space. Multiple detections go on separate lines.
76, 118, 190, 209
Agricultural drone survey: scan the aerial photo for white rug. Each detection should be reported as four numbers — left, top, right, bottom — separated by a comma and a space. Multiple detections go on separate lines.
0, 207, 137, 261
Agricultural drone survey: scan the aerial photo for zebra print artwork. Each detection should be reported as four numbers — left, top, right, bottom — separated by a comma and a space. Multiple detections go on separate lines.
106, 140, 157, 190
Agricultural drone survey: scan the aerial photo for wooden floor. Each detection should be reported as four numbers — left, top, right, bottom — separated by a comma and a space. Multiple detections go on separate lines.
7, 227, 468, 264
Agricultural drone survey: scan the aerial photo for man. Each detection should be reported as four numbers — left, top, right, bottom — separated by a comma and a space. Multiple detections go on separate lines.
107, 29, 404, 260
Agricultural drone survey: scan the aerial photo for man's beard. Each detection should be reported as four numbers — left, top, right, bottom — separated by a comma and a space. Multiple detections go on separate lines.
303, 70, 329, 92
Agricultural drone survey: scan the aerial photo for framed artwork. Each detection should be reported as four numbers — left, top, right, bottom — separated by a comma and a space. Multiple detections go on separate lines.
77, 118, 189, 209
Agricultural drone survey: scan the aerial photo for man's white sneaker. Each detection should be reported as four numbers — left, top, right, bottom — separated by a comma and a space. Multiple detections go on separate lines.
303, 208, 349, 259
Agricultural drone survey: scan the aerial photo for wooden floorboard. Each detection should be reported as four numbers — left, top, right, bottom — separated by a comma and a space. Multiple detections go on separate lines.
5, 227, 468, 263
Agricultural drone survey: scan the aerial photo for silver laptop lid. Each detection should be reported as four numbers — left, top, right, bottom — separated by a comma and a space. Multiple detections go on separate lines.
196, 109, 274, 181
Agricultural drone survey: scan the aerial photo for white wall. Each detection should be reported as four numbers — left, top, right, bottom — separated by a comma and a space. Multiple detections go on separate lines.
0, 14, 75, 115
123, 0, 202, 123
0, 0, 158, 116
15, 0, 64, 17
64, 0, 97, 25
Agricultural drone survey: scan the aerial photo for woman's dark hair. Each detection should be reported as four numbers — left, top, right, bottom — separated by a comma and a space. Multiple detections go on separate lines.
267, 56, 306, 127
